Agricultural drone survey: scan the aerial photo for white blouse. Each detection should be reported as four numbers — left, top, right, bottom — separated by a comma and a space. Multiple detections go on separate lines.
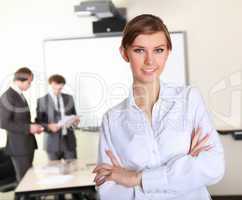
97, 82, 225, 200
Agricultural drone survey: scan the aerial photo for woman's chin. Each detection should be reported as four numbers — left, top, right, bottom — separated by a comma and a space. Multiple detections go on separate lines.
134, 76, 159, 84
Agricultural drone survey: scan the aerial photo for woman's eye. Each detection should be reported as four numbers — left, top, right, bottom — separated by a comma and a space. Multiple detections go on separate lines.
133, 48, 144, 53
155, 48, 164, 53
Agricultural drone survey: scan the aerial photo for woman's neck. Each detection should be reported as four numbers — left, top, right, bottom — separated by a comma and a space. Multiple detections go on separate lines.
133, 79, 160, 113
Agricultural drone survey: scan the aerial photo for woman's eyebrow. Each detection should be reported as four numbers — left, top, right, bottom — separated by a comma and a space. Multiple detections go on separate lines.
130, 45, 145, 48
130, 44, 167, 48
154, 44, 166, 48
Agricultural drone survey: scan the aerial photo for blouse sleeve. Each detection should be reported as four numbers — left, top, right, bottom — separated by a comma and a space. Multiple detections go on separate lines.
140, 87, 225, 196
97, 113, 135, 200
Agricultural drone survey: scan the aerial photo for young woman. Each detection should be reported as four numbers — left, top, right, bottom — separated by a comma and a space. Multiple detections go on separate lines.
93, 14, 225, 200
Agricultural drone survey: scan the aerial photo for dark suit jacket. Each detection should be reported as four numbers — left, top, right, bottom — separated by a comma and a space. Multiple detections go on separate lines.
36, 93, 77, 152
0, 88, 37, 156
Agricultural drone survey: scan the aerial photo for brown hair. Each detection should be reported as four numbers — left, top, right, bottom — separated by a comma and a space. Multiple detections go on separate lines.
14, 67, 33, 81
48, 74, 66, 84
121, 14, 172, 50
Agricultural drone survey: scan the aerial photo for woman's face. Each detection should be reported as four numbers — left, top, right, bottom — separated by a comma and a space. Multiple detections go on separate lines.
121, 31, 170, 84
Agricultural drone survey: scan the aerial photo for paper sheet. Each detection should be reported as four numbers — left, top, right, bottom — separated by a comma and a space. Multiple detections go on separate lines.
57, 115, 77, 128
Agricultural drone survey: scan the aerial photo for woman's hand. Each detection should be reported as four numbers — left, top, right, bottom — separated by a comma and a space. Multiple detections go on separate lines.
93, 150, 142, 187
189, 127, 212, 157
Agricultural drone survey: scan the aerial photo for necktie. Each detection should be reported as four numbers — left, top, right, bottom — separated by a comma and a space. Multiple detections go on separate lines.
57, 96, 61, 111
20, 93, 26, 103
57, 95, 67, 136
57, 96, 61, 121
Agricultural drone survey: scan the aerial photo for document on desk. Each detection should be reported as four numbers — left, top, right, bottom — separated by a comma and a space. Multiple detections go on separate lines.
58, 115, 78, 128
37, 175, 74, 186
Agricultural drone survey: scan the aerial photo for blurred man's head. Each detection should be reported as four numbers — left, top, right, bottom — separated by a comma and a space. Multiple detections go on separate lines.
48, 74, 66, 96
14, 67, 33, 91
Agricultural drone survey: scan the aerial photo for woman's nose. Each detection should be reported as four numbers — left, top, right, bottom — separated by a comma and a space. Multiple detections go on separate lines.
144, 53, 154, 65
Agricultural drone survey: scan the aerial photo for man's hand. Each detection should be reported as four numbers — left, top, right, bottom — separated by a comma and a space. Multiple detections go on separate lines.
30, 124, 44, 134
189, 127, 212, 157
73, 116, 80, 126
48, 123, 61, 133
93, 150, 142, 187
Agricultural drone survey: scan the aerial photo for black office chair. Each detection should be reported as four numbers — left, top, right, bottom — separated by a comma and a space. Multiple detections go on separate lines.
0, 147, 17, 192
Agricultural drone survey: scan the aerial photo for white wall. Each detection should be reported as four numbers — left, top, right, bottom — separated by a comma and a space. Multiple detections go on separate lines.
128, 0, 242, 195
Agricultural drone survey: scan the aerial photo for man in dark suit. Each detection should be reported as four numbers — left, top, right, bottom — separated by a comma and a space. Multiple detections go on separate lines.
36, 74, 79, 161
0, 67, 43, 183
36, 75, 80, 200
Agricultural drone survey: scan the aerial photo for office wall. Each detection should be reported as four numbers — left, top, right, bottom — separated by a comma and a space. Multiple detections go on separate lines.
128, 0, 242, 195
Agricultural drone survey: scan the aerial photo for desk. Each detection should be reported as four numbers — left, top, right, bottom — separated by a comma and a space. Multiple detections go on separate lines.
14, 160, 96, 200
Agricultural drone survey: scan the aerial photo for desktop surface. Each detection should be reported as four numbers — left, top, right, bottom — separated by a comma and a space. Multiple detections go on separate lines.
15, 159, 95, 193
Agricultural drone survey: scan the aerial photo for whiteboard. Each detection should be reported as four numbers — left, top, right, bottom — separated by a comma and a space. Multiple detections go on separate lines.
43, 32, 187, 127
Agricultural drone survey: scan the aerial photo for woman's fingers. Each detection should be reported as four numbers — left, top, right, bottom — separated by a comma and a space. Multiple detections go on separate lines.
190, 145, 213, 157
191, 128, 196, 140
202, 145, 213, 152
190, 129, 195, 152
192, 145, 212, 157
93, 163, 112, 173
95, 176, 107, 187
94, 169, 112, 183
94, 174, 104, 184
93, 150, 121, 187
190, 127, 201, 150
94, 167, 112, 186
189, 127, 213, 156
93, 164, 113, 187
106, 150, 120, 167
197, 133, 210, 147
94, 168, 112, 179
191, 134, 209, 152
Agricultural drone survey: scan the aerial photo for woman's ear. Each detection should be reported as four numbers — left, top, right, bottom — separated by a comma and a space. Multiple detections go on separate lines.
119, 46, 129, 62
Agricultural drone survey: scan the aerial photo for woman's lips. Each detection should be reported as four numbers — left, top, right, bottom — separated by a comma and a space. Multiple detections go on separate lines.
142, 68, 157, 75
